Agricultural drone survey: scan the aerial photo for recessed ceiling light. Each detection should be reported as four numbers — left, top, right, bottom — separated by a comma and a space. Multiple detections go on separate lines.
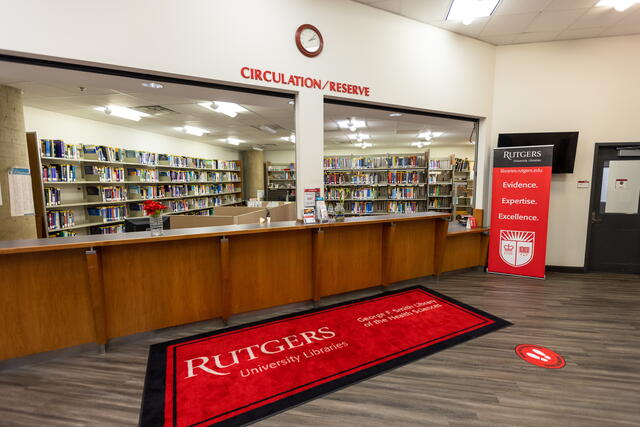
141, 82, 164, 89
281, 133, 296, 143
178, 125, 209, 137
337, 118, 366, 131
225, 137, 244, 146
447, 0, 500, 25
199, 101, 248, 118
354, 142, 373, 149
95, 105, 150, 121
348, 133, 370, 141
252, 146, 264, 151
389, 113, 402, 117
596, 0, 639, 11
258, 125, 277, 134
288, 100, 295, 105
411, 141, 432, 148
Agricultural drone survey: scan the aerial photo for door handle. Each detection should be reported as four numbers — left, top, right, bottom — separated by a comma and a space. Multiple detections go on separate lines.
591, 211, 602, 223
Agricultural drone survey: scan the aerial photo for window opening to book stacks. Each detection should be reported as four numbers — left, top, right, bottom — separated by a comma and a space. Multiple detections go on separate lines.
323, 102, 477, 220
0, 60, 294, 239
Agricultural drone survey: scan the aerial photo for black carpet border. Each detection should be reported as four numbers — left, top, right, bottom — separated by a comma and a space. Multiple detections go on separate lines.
139, 285, 512, 427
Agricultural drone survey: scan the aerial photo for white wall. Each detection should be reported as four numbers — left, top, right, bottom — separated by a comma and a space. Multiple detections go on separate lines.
24, 107, 240, 160
491, 34, 640, 267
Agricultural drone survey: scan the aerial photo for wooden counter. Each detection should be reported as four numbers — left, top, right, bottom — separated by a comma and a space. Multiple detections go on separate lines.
0, 213, 488, 361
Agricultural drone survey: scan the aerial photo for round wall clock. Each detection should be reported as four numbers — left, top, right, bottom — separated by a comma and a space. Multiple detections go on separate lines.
295, 24, 324, 57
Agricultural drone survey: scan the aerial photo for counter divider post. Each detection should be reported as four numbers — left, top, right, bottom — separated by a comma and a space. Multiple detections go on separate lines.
381, 222, 396, 290
220, 236, 231, 325
312, 228, 324, 306
433, 218, 449, 279
84, 247, 108, 352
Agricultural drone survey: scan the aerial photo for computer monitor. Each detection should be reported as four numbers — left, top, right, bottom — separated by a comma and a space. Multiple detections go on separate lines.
124, 216, 170, 232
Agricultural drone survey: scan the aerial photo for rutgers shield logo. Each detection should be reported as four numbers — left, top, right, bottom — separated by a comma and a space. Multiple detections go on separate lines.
499, 230, 535, 267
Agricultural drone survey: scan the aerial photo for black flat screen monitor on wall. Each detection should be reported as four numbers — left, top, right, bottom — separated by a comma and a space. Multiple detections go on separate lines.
497, 132, 578, 173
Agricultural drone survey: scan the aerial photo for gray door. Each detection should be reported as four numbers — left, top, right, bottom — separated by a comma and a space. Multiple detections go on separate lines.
587, 143, 640, 273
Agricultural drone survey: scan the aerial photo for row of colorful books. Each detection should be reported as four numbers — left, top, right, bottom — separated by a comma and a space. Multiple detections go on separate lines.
324, 155, 428, 170
47, 210, 75, 230
44, 187, 62, 206
42, 164, 78, 182
41, 139, 240, 170
41, 139, 81, 159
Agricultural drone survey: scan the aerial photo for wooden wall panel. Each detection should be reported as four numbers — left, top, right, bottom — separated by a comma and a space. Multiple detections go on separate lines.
228, 230, 312, 314
101, 238, 222, 338
0, 250, 95, 360
442, 233, 489, 272
386, 220, 436, 283
319, 224, 383, 297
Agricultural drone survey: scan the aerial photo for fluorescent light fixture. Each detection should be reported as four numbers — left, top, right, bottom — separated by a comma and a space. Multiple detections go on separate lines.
199, 101, 248, 118
252, 146, 264, 151
418, 131, 443, 140
288, 100, 295, 105
389, 113, 402, 117
281, 133, 296, 143
596, 0, 639, 11
447, 0, 500, 25
179, 125, 208, 137
258, 125, 277, 134
355, 142, 373, 149
412, 141, 432, 148
141, 82, 163, 89
95, 105, 150, 122
348, 133, 370, 141
337, 118, 366, 131
225, 137, 244, 146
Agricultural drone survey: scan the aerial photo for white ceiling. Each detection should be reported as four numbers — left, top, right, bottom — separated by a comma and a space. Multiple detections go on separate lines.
0, 61, 476, 152
0, 61, 296, 151
324, 103, 476, 150
355, 0, 640, 45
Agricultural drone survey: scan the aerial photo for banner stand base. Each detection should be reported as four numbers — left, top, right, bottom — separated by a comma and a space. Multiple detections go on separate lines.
486, 270, 546, 280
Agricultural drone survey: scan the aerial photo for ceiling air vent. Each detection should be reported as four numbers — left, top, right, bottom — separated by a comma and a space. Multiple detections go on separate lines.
133, 105, 177, 116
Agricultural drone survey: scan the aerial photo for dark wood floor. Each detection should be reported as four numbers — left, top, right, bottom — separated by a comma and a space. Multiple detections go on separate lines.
1, 270, 639, 426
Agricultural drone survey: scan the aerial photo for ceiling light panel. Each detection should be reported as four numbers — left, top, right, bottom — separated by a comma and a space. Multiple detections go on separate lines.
199, 101, 248, 118
447, 0, 500, 25
95, 105, 150, 121
337, 118, 366, 130
180, 125, 208, 137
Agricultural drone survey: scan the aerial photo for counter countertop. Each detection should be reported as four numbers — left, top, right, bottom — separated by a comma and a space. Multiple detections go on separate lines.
447, 222, 490, 236
0, 212, 451, 255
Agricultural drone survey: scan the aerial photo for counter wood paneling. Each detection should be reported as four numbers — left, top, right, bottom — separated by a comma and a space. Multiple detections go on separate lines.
0, 212, 490, 362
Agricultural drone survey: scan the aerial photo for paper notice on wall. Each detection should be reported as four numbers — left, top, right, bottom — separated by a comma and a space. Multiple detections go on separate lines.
8, 167, 35, 216
605, 160, 640, 214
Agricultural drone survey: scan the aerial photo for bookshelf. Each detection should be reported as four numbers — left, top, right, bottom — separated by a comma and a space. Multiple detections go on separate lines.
265, 162, 296, 201
33, 136, 243, 238
428, 156, 454, 216
323, 152, 429, 215
453, 157, 474, 217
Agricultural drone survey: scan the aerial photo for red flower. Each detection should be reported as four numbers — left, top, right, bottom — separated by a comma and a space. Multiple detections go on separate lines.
142, 200, 167, 216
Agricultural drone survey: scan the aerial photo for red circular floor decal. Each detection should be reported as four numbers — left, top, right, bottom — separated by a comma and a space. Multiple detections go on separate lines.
515, 344, 565, 369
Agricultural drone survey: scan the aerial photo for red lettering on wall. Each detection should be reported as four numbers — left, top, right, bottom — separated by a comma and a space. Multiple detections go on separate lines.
239, 67, 370, 97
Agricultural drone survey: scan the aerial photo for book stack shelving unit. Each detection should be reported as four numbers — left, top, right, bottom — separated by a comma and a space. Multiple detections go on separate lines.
323, 152, 430, 216
29, 134, 243, 238
264, 162, 296, 201
452, 157, 474, 217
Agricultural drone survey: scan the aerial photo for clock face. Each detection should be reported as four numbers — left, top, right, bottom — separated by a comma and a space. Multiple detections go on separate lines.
296, 24, 323, 57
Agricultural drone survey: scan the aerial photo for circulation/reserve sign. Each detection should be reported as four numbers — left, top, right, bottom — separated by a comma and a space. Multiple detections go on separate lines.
488, 145, 553, 278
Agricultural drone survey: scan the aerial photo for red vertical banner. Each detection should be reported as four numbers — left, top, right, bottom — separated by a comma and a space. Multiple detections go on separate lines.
488, 145, 553, 279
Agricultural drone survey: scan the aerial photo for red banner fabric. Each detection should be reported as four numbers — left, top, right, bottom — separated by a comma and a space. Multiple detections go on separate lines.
488, 145, 553, 278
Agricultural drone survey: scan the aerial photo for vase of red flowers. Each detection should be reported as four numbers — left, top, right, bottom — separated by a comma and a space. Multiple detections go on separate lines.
142, 200, 167, 236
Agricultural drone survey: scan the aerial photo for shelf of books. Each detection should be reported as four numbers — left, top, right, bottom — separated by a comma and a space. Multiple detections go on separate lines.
265, 162, 296, 202
323, 152, 429, 216
453, 157, 474, 217
37, 138, 243, 237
